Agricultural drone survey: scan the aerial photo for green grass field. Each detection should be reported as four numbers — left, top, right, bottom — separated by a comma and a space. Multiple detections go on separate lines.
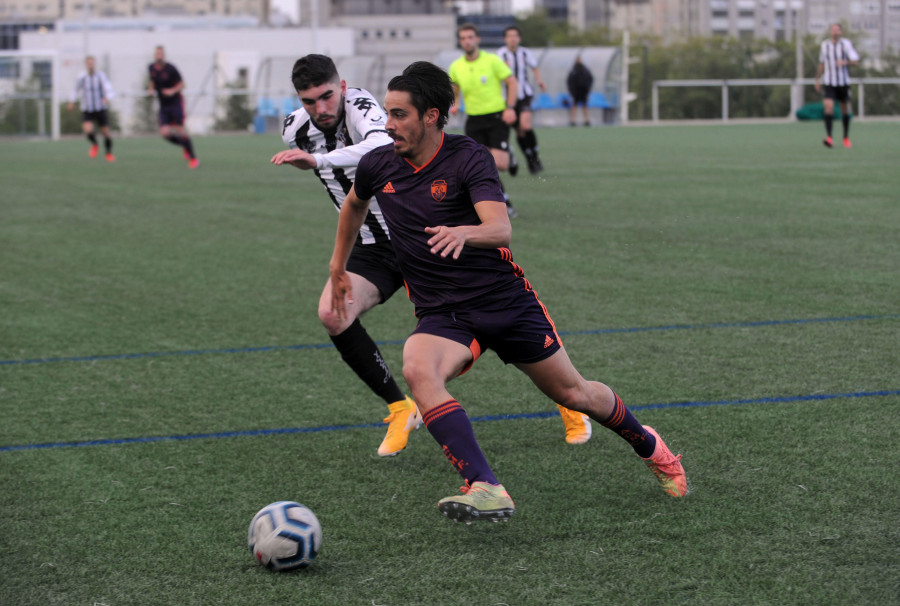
2, 122, 899, 605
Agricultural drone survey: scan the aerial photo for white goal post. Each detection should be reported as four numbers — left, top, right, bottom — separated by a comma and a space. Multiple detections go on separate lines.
0, 49, 61, 139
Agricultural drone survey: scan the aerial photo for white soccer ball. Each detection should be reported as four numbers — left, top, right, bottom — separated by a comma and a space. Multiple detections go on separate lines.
248, 501, 322, 571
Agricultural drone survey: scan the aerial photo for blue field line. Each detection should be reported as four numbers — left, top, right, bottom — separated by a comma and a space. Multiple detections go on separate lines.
1, 388, 896, 454
2, 313, 897, 367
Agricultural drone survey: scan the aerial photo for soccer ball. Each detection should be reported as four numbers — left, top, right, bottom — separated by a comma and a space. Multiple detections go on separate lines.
248, 501, 322, 571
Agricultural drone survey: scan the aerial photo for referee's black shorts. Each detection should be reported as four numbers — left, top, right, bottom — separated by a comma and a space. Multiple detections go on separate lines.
464, 112, 511, 151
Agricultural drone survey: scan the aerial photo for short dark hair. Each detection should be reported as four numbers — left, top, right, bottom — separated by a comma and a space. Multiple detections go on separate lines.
291, 54, 339, 92
503, 25, 520, 36
457, 23, 479, 37
387, 62, 454, 130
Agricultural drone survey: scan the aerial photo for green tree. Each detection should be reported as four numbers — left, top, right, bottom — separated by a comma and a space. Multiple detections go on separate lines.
213, 78, 253, 132
131, 76, 158, 134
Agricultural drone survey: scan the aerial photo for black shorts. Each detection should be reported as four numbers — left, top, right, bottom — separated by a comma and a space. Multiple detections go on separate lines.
158, 100, 185, 126
464, 112, 511, 151
411, 295, 563, 373
570, 90, 589, 105
82, 110, 109, 127
346, 240, 405, 303
823, 85, 851, 103
514, 96, 534, 114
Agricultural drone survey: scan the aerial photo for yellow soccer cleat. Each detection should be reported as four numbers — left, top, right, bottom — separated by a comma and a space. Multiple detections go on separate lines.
641, 426, 687, 497
377, 396, 421, 457
557, 404, 592, 444
438, 481, 515, 524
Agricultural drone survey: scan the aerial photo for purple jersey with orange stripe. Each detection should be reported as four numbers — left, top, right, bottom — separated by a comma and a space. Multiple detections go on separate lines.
354, 133, 532, 315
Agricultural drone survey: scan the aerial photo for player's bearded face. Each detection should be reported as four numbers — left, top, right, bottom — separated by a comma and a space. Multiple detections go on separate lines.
298, 80, 346, 130
384, 91, 426, 159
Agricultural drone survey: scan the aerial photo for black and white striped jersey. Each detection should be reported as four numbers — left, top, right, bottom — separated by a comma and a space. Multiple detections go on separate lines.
819, 38, 859, 87
496, 46, 540, 99
281, 87, 393, 246
71, 70, 114, 112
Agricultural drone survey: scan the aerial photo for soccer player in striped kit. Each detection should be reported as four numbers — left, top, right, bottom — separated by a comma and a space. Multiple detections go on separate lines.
68, 56, 115, 162
271, 55, 420, 457
815, 23, 859, 148
497, 26, 547, 174
329, 62, 687, 523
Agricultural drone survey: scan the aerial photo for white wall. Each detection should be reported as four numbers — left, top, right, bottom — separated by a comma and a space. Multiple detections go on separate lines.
20, 24, 355, 134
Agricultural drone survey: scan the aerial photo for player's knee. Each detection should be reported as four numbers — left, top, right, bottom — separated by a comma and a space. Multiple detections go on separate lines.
318, 306, 349, 335
401, 357, 438, 390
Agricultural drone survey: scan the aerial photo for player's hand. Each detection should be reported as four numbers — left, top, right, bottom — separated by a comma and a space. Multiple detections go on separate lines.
425, 225, 466, 260
539, 82, 547, 92
67, 102, 74, 112
450, 105, 459, 116
814, 81, 821, 93
329, 269, 354, 320
271, 149, 317, 170
502, 107, 517, 125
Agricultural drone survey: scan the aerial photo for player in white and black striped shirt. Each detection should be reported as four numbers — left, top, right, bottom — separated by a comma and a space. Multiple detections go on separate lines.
497, 26, 547, 173
67, 56, 115, 161
815, 23, 859, 148
270, 54, 421, 458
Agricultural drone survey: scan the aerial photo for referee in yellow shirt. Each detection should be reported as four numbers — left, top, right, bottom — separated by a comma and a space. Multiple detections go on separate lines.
449, 23, 520, 218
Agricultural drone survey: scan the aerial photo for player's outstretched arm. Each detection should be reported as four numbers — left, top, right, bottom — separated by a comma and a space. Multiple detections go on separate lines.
271, 149, 317, 170
329, 186, 371, 319
424, 200, 511, 260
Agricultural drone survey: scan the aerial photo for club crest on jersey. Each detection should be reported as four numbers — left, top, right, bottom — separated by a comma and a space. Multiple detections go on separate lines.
431, 180, 448, 201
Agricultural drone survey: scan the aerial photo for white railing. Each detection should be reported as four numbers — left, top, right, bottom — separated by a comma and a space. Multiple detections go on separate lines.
651, 77, 900, 122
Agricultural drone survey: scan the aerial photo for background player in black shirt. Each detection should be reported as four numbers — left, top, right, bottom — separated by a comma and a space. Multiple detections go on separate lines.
148, 46, 199, 168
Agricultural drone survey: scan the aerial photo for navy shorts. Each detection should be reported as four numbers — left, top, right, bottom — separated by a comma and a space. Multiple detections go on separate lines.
823, 85, 851, 103
465, 112, 511, 152
158, 100, 185, 126
82, 110, 109, 127
411, 294, 563, 372
346, 240, 405, 303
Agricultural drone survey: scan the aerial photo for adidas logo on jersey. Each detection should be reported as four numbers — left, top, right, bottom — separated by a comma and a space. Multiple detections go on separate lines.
544, 335, 554, 348
382, 182, 396, 193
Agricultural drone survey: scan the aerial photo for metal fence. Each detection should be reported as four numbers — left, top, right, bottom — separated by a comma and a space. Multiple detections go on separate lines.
651, 77, 900, 122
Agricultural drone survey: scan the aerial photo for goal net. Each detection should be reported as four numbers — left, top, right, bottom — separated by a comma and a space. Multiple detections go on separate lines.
0, 50, 61, 139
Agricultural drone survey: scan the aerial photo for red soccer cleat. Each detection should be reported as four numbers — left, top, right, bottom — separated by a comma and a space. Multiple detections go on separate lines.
823, 136, 833, 148
188, 158, 200, 169
89, 144, 99, 158
843, 137, 852, 148
105, 153, 115, 163
642, 426, 687, 497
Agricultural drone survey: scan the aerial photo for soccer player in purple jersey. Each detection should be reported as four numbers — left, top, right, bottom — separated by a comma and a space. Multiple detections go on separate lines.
329, 62, 688, 524
148, 46, 199, 168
